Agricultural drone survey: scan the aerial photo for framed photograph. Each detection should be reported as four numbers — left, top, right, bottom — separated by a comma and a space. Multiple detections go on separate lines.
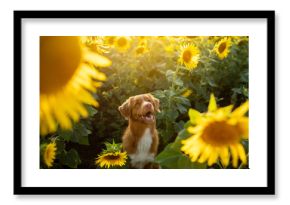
14, 10, 275, 195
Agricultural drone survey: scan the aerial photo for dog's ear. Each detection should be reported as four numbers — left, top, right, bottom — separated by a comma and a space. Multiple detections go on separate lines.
153, 98, 161, 113
148, 94, 160, 113
118, 98, 132, 120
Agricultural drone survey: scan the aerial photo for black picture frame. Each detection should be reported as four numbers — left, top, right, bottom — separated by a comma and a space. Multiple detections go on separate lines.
14, 10, 275, 195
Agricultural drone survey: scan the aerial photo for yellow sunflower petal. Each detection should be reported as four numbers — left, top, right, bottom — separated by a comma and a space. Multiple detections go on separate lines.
43, 142, 57, 168
237, 117, 249, 139
83, 49, 112, 67
64, 104, 81, 121
76, 88, 98, 107
231, 101, 249, 118
74, 72, 96, 92
182, 137, 205, 162
230, 145, 239, 168
219, 146, 230, 167
188, 108, 202, 125
49, 95, 72, 130
181, 136, 197, 151
187, 126, 203, 134
208, 93, 217, 112
236, 144, 247, 165
208, 147, 218, 166
40, 123, 47, 136
218, 105, 234, 116
40, 96, 57, 133
198, 145, 212, 163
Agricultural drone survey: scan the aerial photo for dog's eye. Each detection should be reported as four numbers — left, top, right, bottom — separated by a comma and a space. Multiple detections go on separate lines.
135, 100, 141, 105
144, 97, 151, 102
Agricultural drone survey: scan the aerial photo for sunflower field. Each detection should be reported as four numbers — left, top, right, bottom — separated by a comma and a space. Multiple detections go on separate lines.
40, 36, 249, 169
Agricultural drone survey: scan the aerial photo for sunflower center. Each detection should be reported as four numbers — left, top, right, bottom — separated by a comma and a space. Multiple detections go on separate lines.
107, 36, 115, 45
136, 46, 145, 54
183, 50, 192, 63
104, 154, 121, 160
117, 37, 127, 47
218, 42, 227, 53
40, 36, 82, 94
201, 121, 240, 146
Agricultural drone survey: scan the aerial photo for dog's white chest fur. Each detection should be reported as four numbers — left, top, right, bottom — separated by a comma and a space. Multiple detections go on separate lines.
129, 128, 154, 168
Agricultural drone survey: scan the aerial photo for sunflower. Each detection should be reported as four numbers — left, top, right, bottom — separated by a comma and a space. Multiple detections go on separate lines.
135, 45, 148, 56
42, 142, 57, 168
40, 36, 111, 135
104, 36, 116, 47
181, 94, 249, 168
231, 36, 249, 46
138, 36, 147, 46
96, 151, 128, 168
114, 36, 131, 52
178, 44, 200, 70
139, 37, 149, 47
214, 37, 232, 60
83, 36, 110, 54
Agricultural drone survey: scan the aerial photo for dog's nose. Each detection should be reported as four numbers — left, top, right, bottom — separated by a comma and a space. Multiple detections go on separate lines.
144, 102, 152, 109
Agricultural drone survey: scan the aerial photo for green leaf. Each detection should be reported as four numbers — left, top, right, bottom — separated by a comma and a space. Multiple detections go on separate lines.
71, 123, 91, 145
85, 105, 98, 117
152, 90, 165, 99
242, 87, 248, 97
177, 155, 207, 169
166, 110, 179, 120
232, 88, 242, 94
156, 125, 206, 169
174, 121, 185, 132
58, 150, 67, 165
176, 104, 187, 114
165, 70, 175, 82
174, 96, 191, 107
155, 143, 180, 168
55, 140, 65, 155
174, 78, 183, 87
104, 140, 122, 152
64, 149, 81, 168
156, 140, 206, 169
207, 78, 218, 87
58, 130, 73, 142
57, 119, 92, 145
78, 134, 90, 145
175, 127, 191, 142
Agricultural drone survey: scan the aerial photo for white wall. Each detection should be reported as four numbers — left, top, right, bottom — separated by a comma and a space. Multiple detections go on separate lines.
0, 0, 286, 204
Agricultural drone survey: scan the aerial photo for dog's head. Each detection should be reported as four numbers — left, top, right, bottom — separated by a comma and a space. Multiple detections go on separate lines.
118, 93, 160, 124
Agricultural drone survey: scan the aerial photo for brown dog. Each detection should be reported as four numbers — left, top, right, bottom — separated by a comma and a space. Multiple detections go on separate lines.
118, 93, 160, 168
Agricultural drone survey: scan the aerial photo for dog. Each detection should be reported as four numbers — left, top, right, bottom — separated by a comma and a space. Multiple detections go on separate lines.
118, 93, 160, 168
